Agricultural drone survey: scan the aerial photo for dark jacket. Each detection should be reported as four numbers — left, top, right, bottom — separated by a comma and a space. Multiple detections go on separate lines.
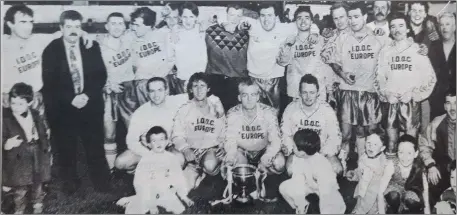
41, 37, 107, 128
428, 40, 456, 119
2, 108, 51, 187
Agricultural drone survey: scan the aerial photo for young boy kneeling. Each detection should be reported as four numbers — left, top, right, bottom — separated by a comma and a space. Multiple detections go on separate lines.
279, 129, 346, 214
125, 126, 193, 214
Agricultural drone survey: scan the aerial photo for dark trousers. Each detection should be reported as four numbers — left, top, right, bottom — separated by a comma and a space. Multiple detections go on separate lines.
206, 74, 243, 112
13, 183, 44, 213
428, 163, 451, 208
52, 112, 110, 189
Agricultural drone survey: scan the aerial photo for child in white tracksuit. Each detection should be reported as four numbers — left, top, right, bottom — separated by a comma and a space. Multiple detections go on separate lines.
125, 126, 193, 214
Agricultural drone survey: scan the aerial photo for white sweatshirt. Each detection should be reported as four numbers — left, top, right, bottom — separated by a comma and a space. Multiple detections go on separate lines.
375, 39, 436, 103
99, 36, 135, 85
281, 100, 341, 157
3, 34, 57, 93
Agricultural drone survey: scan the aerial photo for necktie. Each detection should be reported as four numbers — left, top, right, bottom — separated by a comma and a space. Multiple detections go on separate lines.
69, 45, 82, 94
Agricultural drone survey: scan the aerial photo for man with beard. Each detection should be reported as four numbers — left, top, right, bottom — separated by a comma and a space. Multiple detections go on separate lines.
3, 4, 92, 117
114, 77, 223, 172
428, 12, 456, 122
325, 2, 384, 170
366, 1, 391, 38
375, 12, 436, 159
277, 6, 334, 105
419, 89, 457, 208
98, 12, 136, 171
282, 74, 343, 175
224, 78, 285, 201
172, 73, 226, 191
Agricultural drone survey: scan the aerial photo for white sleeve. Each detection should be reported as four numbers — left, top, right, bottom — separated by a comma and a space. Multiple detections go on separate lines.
265, 108, 282, 157
171, 105, 189, 151
321, 106, 341, 157
374, 47, 390, 102
126, 111, 150, 157
412, 55, 437, 102
281, 104, 295, 153
224, 112, 239, 157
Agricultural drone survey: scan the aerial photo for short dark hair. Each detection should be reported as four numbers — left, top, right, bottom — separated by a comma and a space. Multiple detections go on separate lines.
299, 74, 320, 92
293, 6, 314, 22
59, 10, 83, 26
130, 7, 157, 27
9, 82, 34, 103
145, 126, 168, 142
237, 77, 257, 94
106, 12, 124, 22
4, 4, 33, 24
179, 2, 199, 17
187, 72, 211, 100
387, 12, 415, 39
348, 2, 368, 16
450, 160, 456, 172
366, 127, 387, 146
408, 2, 429, 14
293, 129, 321, 155
445, 87, 456, 98
398, 134, 418, 151
227, 4, 243, 13
258, 2, 278, 16
146, 77, 168, 92
330, 2, 349, 17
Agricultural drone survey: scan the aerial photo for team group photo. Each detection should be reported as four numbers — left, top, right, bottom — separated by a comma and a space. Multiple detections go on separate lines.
1, 0, 456, 214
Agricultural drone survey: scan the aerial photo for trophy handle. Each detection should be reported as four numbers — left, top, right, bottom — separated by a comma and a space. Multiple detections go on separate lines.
255, 169, 262, 199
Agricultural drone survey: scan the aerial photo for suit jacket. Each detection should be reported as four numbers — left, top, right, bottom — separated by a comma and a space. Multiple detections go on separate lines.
428, 40, 456, 119
42, 37, 107, 126
2, 108, 51, 187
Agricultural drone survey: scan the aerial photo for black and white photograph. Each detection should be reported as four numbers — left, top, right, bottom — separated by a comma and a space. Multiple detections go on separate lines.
1, 0, 456, 214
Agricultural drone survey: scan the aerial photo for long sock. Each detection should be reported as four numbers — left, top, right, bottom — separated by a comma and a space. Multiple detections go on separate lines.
104, 143, 117, 171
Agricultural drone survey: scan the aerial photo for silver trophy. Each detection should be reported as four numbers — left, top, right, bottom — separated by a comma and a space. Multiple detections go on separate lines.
231, 164, 257, 204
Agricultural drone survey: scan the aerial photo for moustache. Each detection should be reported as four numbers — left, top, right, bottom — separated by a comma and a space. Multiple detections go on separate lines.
376, 12, 385, 17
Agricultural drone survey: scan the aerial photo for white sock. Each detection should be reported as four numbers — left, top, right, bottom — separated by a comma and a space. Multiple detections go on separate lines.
104, 143, 117, 170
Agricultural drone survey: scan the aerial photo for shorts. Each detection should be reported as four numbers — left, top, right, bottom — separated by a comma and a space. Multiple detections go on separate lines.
381, 101, 421, 131
238, 147, 267, 165
336, 89, 381, 126
251, 77, 282, 109
191, 146, 225, 167
104, 80, 149, 127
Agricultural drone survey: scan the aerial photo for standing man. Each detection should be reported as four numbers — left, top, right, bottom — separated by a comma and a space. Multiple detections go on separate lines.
375, 12, 436, 157
321, 2, 351, 65
42, 10, 110, 194
419, 89, 456, 208
366, 1, 391, 38
281, 74, 343, 175
428, 12, 456, 121
98, 12, 136, 171
325, 2, 384, 167
277, 6, 334, 105
3, 4, 92, 116
205, 4, 250, 112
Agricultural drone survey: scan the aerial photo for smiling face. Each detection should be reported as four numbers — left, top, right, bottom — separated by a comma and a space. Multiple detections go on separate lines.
365, 134, 385, 158
295, 11, 312, 32
106, 16, 126, 38
299, 83, 318, 107
148, 133, 168, 153
373, 1, 389, 22
259, 7, 276, 31
191, 80, 210, 101
332, 7, 349, 31
348, 8, 366, 32
239, 84, 260, 110
397, 141, 418, 167
390, 18, 409, 41
227, 7, 243, 25
445, 95, 457, 122
181, 8, 197, 30
439, 15, 456, 41
148, 80, 168, 106
7, 12, 34, 39
131, 17, 149, 38
61, 19, 82, 44
409, 3, 427, 26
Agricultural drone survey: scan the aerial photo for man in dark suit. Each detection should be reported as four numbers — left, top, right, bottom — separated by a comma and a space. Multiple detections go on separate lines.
42, 10, 110, 194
